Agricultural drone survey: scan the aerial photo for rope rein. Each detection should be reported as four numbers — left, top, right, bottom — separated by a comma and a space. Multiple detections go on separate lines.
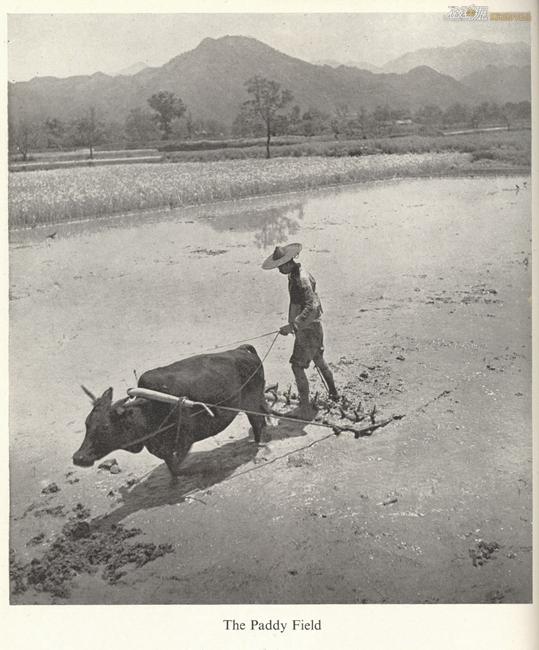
169, 329, 281, 360
208, 329, 281, 352
190, 331, 280, 417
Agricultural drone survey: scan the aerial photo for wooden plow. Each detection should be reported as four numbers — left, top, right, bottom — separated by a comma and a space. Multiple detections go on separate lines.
264, 383, 404, 438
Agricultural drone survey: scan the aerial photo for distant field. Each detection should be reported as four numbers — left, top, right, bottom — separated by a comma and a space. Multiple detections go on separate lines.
162, 128, 531, 165
10, 152, 474, 228
9, 127, 530, 171
9, 127, 530, 228
21, 148, 160, 161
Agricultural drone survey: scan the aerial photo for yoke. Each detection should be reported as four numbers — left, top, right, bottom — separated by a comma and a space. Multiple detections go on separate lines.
127, 387, 215, 417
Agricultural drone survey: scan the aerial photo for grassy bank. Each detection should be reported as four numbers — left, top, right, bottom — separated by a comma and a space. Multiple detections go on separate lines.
161, 129, 531, 165
9, 152, 476, 228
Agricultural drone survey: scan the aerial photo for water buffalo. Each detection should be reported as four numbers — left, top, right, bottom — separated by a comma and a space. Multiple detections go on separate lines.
73, 344, 268, 476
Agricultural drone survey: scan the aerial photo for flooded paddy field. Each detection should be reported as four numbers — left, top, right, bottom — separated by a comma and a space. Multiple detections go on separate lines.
9, 175, 531, 604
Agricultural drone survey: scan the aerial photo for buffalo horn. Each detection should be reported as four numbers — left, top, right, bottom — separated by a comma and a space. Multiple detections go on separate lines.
81, 384, 97, 403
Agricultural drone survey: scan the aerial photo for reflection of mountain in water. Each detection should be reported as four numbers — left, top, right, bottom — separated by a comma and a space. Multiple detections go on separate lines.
203, 200, 305, 249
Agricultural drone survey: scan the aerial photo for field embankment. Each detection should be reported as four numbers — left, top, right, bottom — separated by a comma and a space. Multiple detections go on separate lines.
7, 152, 473, 228
9, 128, 530, 171
161, 128, 531, 164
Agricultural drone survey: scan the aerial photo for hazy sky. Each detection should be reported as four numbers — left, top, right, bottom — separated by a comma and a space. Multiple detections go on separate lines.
7, 13, 531, 82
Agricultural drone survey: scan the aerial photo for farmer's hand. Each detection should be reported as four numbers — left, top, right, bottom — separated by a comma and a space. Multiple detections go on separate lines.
279, 323, 295, 336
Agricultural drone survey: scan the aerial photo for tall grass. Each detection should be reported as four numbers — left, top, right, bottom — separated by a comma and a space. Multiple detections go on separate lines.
9, 152, 471, 228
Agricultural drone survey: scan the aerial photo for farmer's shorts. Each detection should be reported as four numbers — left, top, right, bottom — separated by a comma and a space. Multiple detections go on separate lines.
290, 322, 324, 369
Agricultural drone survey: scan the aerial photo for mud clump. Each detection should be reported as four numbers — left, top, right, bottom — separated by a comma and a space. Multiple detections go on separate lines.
73, 503, 91, 519
102, 542, 175, 583
98, 458, 121, 473
469, 540, 500, 567
63, 520, 91, 540
460, 284, 500, 305
26, 532, 46, 547
190, 248, 228, 257
287, 454, 313, 468
41, 482, 60, 495
34, 505, 65, 518
10, 505, 174, 599
9, 550, 27, 595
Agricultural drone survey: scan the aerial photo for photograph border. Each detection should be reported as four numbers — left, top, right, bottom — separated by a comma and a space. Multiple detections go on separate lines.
2, 1, 537, 647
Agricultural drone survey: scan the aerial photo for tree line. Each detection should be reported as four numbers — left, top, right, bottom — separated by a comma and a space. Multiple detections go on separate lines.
9, 75, 531, 161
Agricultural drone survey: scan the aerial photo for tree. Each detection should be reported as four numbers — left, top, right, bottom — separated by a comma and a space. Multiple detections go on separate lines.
232, 105, 264, 137
72, 107, 105, 159
372, 105, 391, 134
147, 91, 186, 139
125, 108, 161, 145
443, 103, 469, 127
243, 75, 293, 158
470, 104, 483, 129
389, 107, 410, 122
500, 100, 530, 129
44, 118, 66, 149
470, 101, 502, 129
195, 118, 227, 139
415, 104, 443, 127
102, 120, 126, 149
485, 102, 502, 124
515, 100, 531, 121
330, 104, 350, 140
300, 107, 329, 137
8, 118, 17, 156
185, 111, 194, 140
357, 106, 369, 138
11, 119, 43, 161
287, 105, 302, 135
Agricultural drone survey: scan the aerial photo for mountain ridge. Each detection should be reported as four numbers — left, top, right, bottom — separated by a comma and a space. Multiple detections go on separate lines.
8, 35, 530, 126
382, 38, 530, 78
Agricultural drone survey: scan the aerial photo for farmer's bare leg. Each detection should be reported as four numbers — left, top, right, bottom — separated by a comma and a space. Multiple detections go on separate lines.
290, 363, 315, 419
292, 363, 310, 404
314, 354, 339, 400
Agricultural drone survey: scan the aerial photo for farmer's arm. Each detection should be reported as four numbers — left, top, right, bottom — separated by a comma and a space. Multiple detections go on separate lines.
291, 278, 320, 330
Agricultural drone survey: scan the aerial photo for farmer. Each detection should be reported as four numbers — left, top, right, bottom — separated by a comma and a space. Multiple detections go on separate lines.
262, 242, 339, 418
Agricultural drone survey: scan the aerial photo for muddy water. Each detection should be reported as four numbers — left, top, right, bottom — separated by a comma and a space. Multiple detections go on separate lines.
9, 176, 532, 603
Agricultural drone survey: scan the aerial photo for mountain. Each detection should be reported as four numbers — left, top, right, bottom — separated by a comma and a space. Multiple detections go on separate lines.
460, 65, 531, 103
315, 59, 383, 73
382, 39, 530, 79
350, 61, 384, 73
8, 35, 501, 126
315, 59, 343, 67
116, 61, 149, 76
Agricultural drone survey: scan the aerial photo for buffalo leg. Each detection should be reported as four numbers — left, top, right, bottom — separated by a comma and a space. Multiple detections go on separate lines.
247, 412, 267, 444
164, 430, 194, 477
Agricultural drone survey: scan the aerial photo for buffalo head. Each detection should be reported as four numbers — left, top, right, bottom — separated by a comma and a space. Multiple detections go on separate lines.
73, 387, 148, 467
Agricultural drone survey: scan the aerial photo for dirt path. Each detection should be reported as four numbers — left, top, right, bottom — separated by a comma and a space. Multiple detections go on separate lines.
9, 176, 531, 603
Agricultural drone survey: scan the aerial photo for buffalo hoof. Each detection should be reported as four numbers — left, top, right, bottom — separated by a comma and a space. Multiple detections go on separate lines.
165, 457, 183, 478
248, 427, 272, 444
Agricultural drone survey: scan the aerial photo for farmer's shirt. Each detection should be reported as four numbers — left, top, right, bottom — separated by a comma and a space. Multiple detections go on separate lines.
288, 263, 323, 330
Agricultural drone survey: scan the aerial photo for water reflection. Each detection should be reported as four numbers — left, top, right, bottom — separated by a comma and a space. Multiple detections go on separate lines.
10, 195, 307, 250
203, 200, 305, 249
